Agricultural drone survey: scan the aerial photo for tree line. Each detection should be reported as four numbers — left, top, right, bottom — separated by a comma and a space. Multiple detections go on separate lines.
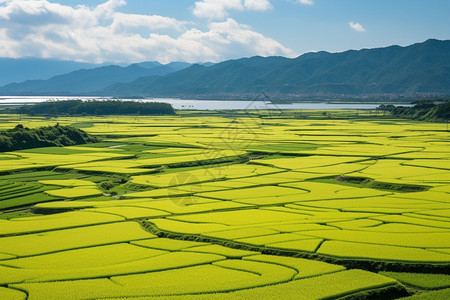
0, 123, 98, 152
15, 100, 175, 116
377, 99, 449, 121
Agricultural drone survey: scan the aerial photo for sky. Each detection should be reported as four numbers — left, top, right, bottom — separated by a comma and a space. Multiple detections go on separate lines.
0, 0, 449, 64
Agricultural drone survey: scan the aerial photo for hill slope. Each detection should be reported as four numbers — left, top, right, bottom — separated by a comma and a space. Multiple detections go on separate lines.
1, 39, 450, 98
103, 39, 450, 98
0, 124, 98, 152
0, 63, 179, 95
0, 58, 100, 86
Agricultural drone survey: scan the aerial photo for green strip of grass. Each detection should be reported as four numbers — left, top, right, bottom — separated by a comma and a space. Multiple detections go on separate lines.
379, 272, 450, 290
312, 176, 430, 193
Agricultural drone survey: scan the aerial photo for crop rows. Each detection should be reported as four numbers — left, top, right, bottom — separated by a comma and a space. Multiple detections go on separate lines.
0, 113, 448, 299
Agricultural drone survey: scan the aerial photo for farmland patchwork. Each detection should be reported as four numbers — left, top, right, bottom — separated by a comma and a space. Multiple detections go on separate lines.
0, 112, 448, 299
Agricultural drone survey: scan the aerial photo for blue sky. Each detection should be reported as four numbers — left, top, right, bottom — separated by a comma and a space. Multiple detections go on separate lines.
1, 0, 449, 64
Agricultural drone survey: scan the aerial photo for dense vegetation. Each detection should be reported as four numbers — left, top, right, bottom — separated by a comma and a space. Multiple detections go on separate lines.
389, 100, 450, 121
0, 124, 98, 152
16, 100, 175, 116
101, 39, 450, 98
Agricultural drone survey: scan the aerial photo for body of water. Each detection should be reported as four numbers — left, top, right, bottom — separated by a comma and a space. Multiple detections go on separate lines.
0, 96, 411, 110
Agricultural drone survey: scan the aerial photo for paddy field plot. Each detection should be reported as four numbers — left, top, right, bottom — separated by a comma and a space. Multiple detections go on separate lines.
0, 112, 448, 299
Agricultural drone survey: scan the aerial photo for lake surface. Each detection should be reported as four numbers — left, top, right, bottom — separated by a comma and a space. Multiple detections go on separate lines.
0, 96, 411, 110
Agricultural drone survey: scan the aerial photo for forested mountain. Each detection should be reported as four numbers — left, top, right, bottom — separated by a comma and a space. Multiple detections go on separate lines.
102, 39, 450, 98
1, 39, 449, 99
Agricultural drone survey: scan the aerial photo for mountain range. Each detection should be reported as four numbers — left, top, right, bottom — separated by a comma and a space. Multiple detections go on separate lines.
0, 58, 100, 86
1, 39, 449, 99
0, 61, 195, 95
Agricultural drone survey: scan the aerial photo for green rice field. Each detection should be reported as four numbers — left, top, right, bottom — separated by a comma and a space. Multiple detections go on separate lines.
0, 110, 449, 299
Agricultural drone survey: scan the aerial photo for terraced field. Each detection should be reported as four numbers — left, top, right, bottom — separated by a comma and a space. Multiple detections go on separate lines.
0, 111, 448, 299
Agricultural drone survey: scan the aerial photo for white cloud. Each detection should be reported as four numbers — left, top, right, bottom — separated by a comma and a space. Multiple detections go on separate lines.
348, 21, 366, 32
0, 0, 294, 63
297, 0, 313, 5
180, 18, 296, 61
111, 13, 186, 33
244, 0, 272, 11
193, 0, 272, 20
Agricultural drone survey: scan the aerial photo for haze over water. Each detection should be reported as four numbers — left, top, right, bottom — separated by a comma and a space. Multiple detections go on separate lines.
0, 96, 410, 110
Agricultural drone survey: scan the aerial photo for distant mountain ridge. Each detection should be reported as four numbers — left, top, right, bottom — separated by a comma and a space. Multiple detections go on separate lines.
0, 58, 101, 86
0, 61, 196, 95
1, 64, 168, 95
102, 39, 450, 99
1, 39, 450, 98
